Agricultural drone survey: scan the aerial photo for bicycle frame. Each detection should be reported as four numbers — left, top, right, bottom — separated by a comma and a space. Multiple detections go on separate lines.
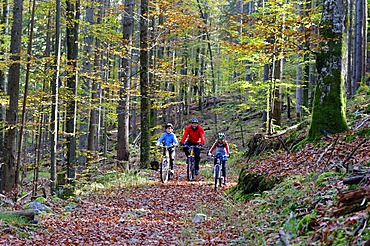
160, 145, 174, 183
211, 154, 228, 190
184, 145, 201, 181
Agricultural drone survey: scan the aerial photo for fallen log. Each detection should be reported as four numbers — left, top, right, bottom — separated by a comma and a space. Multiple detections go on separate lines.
342, 175, 369, 185
333, 187, 370, 216
336, 187, 370, 206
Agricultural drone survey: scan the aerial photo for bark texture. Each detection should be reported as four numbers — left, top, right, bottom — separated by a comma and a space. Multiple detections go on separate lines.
1, 0, 23, 193
308, 0, 349, 140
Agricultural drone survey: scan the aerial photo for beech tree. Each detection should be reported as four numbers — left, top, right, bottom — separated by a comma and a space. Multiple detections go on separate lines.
140, 0, 150, 168
308, 0, 349, 139
117, 0, 134, 165
65, 0, 80, 183
50, 0, 62, 194
1, 0, 23, 193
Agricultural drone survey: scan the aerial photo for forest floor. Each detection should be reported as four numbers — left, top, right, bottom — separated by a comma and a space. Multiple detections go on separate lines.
1, 150, 246, 245
2, 125, 370, 245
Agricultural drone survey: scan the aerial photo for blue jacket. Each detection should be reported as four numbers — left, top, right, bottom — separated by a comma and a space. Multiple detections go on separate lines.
156, 132, 178, 147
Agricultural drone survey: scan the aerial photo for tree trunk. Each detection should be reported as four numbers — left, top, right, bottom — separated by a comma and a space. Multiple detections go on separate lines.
140, 0, 150, 168
117, 0, 133, 164
16, 0, 36, 190
65, 0, 80, 184
1, 0, 23, 194
78, 0, 94, 167
0, 0, 8, 160
308, 0, 349, 140
50, 0, 61, 194
353, 0, 366, 94
87, 0, 104, 163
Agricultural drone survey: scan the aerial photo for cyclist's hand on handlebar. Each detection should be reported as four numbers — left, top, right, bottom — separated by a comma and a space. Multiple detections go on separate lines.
180, 142, 184, 147
207, 152, 211, 156
199, 144, 204, 148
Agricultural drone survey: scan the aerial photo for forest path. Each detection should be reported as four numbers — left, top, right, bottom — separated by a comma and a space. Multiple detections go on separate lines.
9, 156, 242, 245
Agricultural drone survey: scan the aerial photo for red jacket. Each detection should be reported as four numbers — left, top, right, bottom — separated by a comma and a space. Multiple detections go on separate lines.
181, 124, 205, 145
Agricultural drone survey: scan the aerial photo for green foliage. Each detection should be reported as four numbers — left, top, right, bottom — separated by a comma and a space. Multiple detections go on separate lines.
283, 217, 299, 237
56, 185, 75, 200
357, 128, 370, 138
0, 214, 29, 225
0, 213, 38, 239
315, 171, 340, 186
76, 170, 153, 196
297, 213, 317, 232
231, 170, 279, 200
34, 197, 47, 204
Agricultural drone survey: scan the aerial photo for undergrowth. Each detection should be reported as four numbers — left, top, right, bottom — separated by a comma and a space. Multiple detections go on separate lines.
223, 171, 369, 245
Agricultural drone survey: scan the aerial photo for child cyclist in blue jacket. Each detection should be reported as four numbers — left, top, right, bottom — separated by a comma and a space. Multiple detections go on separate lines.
207, 132, 230, 184
155, 123, 178, 174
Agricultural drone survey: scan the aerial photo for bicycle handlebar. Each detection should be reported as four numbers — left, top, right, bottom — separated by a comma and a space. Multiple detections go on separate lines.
209, 154, 229, 158
162, 145, 176, 149
183, 144, 202, 149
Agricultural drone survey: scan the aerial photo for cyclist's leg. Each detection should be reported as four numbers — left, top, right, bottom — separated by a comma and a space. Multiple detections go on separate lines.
212, 158, 217, 174
170, 148, 175, 171
194, 147, 201, 173
222, 160, 227, 184
183, 141, 190, 157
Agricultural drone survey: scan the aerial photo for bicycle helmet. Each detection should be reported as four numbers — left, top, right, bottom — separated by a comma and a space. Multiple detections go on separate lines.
217, 132, 225, 140
191, 118, 199, 123
165, 123, 173, 129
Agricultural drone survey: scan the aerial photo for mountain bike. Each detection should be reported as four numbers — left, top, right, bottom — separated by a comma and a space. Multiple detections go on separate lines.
160, 145, 174, 183
184, 145, 201, 181
210, 153, 229, 190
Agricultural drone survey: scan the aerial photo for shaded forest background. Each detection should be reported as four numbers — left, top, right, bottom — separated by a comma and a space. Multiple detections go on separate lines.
0, 0, 368, 198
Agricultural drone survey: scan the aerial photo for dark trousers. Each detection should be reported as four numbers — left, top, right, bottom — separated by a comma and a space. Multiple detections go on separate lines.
183, 141, 201, 171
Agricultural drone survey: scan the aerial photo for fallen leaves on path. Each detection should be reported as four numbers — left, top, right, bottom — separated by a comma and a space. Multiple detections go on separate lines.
3, 164, 241, 246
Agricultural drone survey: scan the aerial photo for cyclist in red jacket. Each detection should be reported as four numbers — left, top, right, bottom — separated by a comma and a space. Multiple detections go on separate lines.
180, 118, 205, 175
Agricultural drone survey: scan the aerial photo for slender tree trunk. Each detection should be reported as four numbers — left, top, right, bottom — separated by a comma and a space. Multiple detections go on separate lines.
296, 53, 303, 119
87, 3, 102, 162
353, 0, 366, 94
16, 0, 36, 189
50, 0, 61, 194
0, 0, 8, 159
78, 1, 94, 166
66, 0, 80, 184
1, 0, 23, 193
140, 0, 150, 168
347, 0, 354, 98
117, 0, 133, 164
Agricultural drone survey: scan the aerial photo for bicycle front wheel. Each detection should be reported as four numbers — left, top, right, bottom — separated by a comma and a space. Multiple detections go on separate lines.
187, 157, 194, 181
214, 165, 220, 190
160, 159, 169, 183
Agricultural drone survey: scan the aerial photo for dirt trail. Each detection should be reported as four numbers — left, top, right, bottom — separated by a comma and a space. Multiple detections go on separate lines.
7, 160, 241, 246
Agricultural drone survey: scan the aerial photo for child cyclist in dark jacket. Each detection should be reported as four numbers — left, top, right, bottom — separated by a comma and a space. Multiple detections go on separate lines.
155, 123, 178, 174
207, 132, 230, 184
